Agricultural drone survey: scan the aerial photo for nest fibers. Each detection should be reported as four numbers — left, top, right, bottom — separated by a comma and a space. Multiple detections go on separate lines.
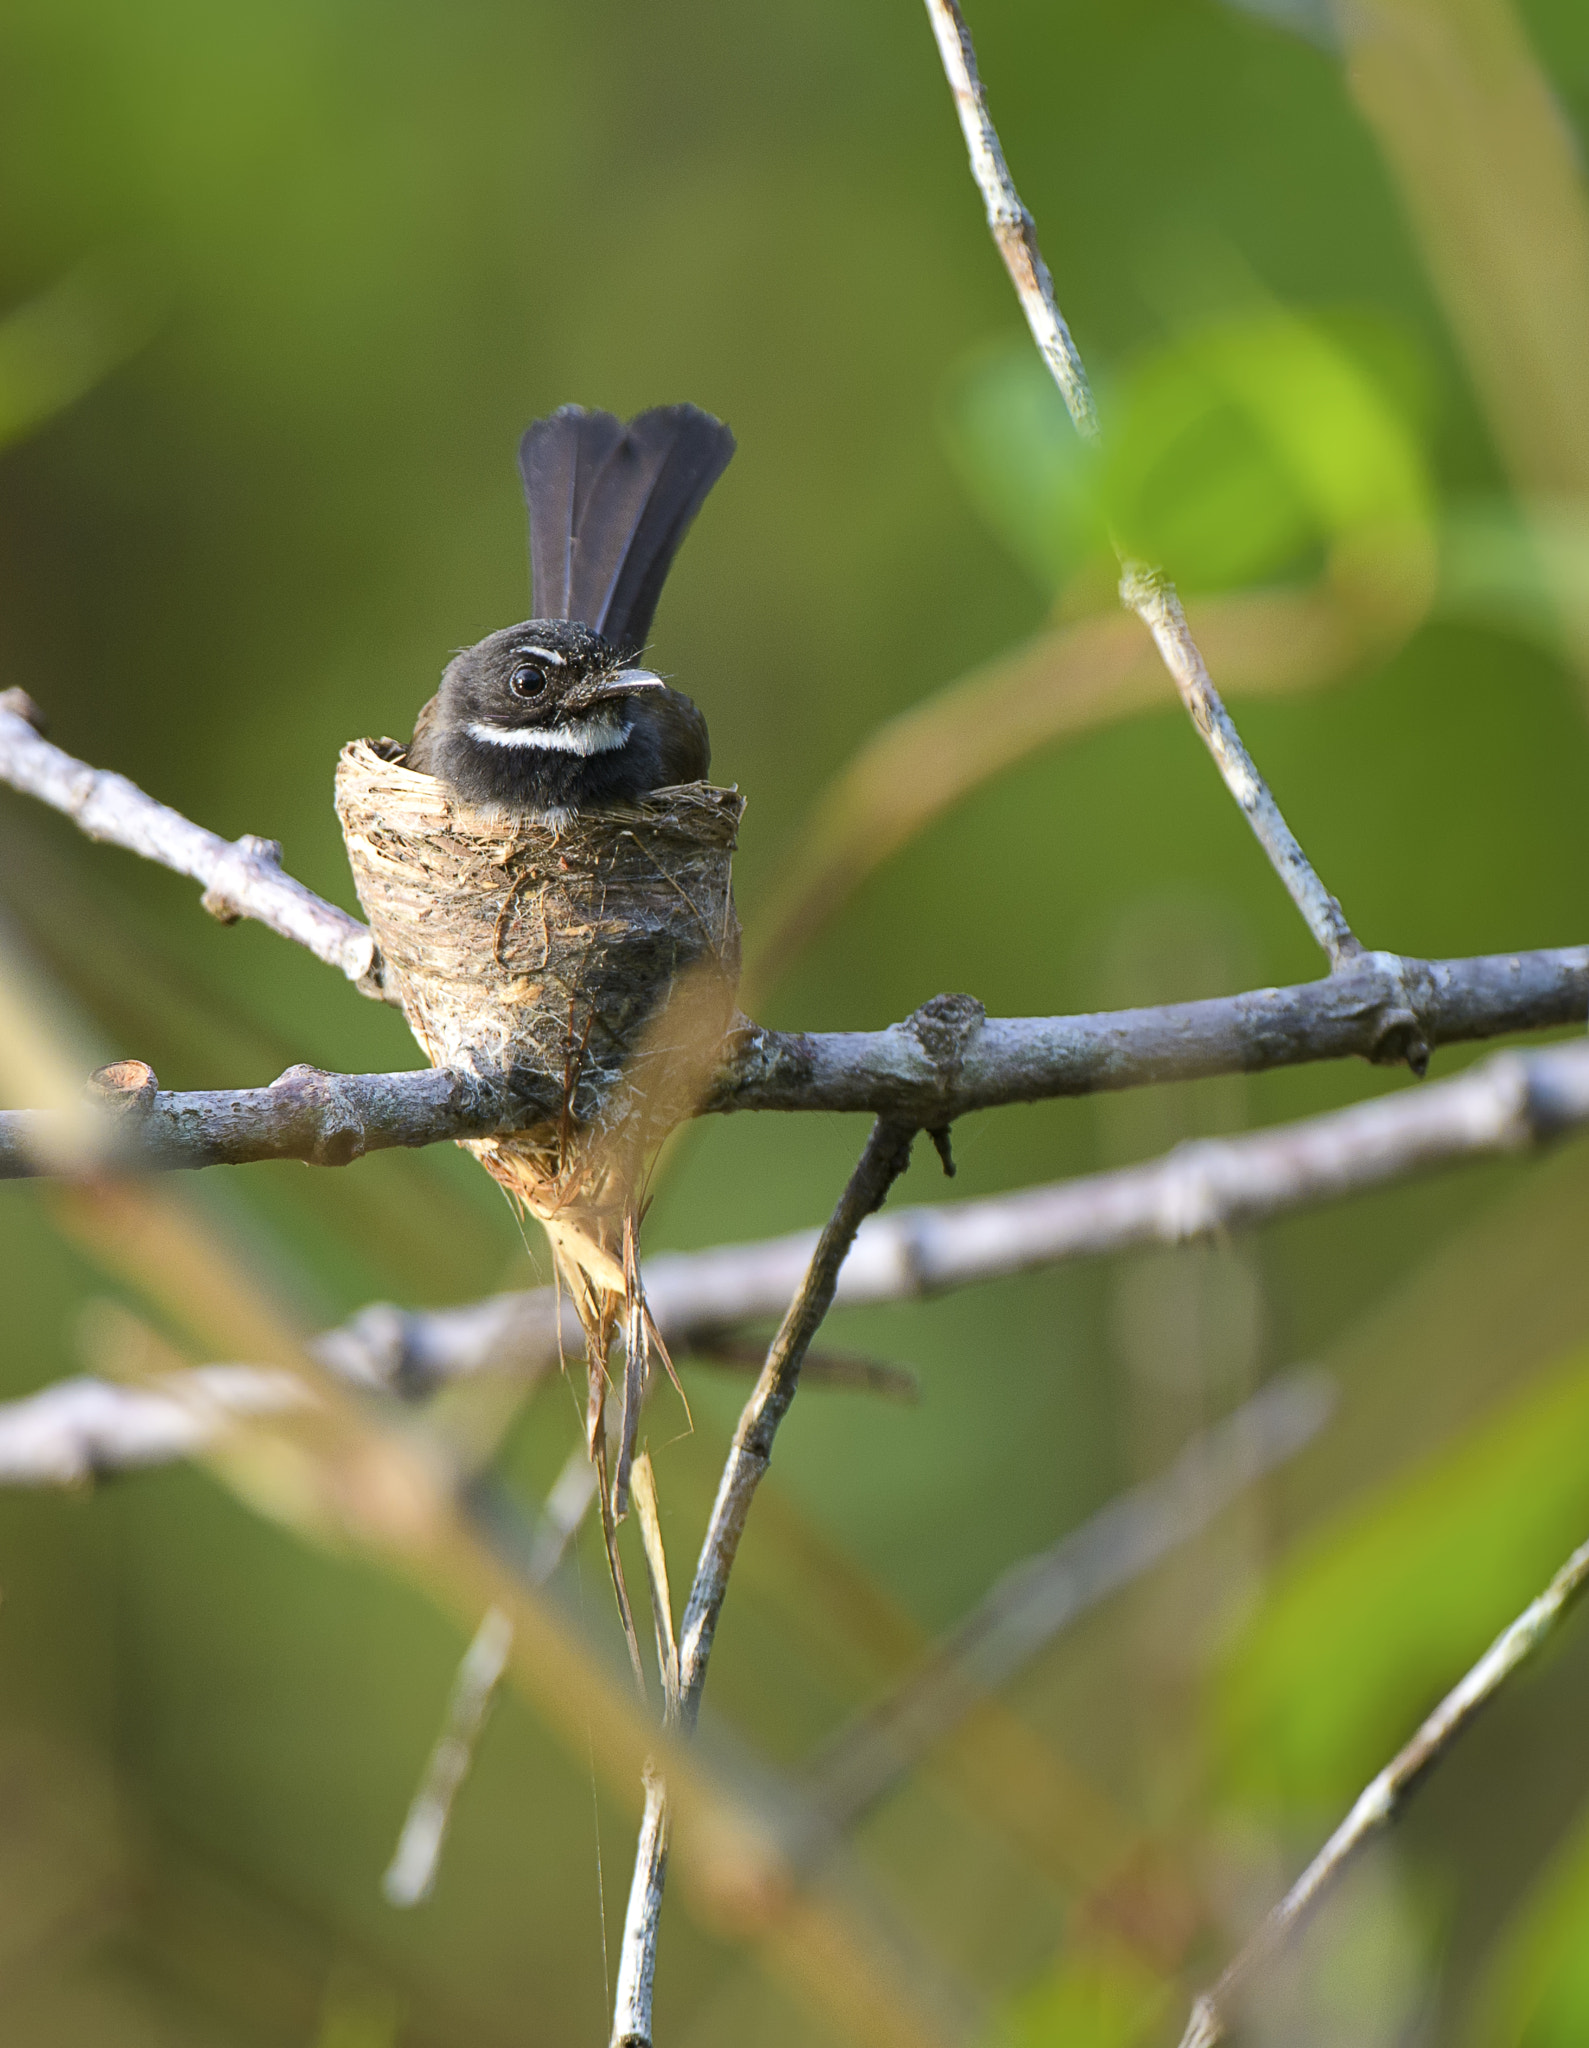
335, 736, 743, 1515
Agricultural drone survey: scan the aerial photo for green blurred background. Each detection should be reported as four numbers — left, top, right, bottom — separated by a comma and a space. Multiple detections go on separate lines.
3, 0, 1589, 2042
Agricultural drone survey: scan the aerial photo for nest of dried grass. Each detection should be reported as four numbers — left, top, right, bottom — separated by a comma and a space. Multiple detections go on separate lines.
335, 737, 743, 1502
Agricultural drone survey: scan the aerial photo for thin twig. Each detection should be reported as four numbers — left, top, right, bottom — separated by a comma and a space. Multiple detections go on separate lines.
921, 0, 1360, 968
0, 691, 387, 996
679, 1119, 917, 1717
1120, 565, 1360, 965
611, 1768, 670, 2048
383, 1605, 515, 1907
1177, 1530, 1589, 2046
611, 1453, 679, 2048
382, 1448, 597, 1908
806, 1371, 1333, 1840
3, 951, 1586, 1180
611, 1118, 918, 2048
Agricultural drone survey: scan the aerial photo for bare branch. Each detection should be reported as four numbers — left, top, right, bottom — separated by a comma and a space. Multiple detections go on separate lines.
612, 1768, 670, 2048
0, 691, 388, 996
1178, 1529, 1589, 2047
0, 1057, 548, 1177
921, 1, 1360, 968
688, 1337, 918, 1404
613, 1119, 919, 2048
3, 951, 1585, 1181
679, 1120, 914, 1714
716, 948, 1585, 1112
806, 1372, 1332, 1840
1120, 566, 1360, 964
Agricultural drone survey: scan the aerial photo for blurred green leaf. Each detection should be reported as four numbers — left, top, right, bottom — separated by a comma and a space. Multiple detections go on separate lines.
1466, 1789, 1589, 2045
1440, 500, 1589, 655
1219, 1341, 1589, 1813
315, 1973, 402, 2048
1106, 311, 1434, 593
0, 255, 158, 454
942, 312, 1434, 599
939, 344, 1107, 595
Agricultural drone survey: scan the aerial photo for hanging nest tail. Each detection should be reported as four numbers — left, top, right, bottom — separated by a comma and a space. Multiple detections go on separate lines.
335, 737, 743, 1513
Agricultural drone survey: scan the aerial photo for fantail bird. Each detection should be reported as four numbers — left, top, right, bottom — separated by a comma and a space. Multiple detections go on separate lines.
407, 402, 735, 820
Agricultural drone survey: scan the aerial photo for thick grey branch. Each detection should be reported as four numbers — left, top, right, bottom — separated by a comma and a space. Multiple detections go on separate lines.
1178, 1530, 1589, 2047
3, 951, 1584, 1181
0, 1058, 550, 1177
922, 2, 1359, 968
0, 690, 389, 997
717, 948, 1586, 1112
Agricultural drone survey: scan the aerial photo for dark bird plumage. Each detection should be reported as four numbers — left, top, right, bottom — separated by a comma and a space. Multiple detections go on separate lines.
408, 403, 733, 817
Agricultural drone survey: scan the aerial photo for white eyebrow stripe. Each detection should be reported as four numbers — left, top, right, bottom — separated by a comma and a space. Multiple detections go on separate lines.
467, 716, 632, 757
516, 645, 564, 665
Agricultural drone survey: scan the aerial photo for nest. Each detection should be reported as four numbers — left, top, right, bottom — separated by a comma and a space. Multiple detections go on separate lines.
335, 738, 743, 1504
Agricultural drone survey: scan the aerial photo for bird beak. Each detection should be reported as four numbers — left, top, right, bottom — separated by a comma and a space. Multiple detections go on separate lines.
582, 668, 666, 705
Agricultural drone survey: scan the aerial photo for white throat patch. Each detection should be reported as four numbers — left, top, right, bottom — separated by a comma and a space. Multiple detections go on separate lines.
467, 715, 632, 758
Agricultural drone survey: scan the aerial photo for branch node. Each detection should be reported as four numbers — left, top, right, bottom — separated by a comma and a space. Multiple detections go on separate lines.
270, 1062, 369, 1167
1363, 951, 1435, 1074
201, 834, 286, 926
905, 990, 985, 1112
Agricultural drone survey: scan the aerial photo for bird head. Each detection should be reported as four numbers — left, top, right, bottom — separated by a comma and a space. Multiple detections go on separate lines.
438, 620, 665, 754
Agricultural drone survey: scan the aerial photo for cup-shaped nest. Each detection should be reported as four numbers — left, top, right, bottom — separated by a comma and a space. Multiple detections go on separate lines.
334, 737, 743, 1312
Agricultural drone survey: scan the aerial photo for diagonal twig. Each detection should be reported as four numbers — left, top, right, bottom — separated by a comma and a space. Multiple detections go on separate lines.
0, 690, 388, 996
921, 0, 1360, 969
1177, 1528, 1589, 2046
382, 1605, 516, 1908
382, 1448, 598, 1909
610, 1117, 919, 2048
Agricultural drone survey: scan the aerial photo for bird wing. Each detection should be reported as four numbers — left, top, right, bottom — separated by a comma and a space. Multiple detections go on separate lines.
517, 404, 735, 653
406, 690, 442, 774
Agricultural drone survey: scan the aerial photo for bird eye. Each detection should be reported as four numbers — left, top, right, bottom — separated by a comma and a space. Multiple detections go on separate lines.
509, 662, 547, 698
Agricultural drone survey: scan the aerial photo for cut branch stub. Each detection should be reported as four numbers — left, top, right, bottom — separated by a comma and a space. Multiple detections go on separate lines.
334, 738, 744, 1495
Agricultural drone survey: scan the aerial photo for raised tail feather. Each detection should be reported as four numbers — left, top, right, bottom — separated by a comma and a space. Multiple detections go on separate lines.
519, 403, 736, 654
